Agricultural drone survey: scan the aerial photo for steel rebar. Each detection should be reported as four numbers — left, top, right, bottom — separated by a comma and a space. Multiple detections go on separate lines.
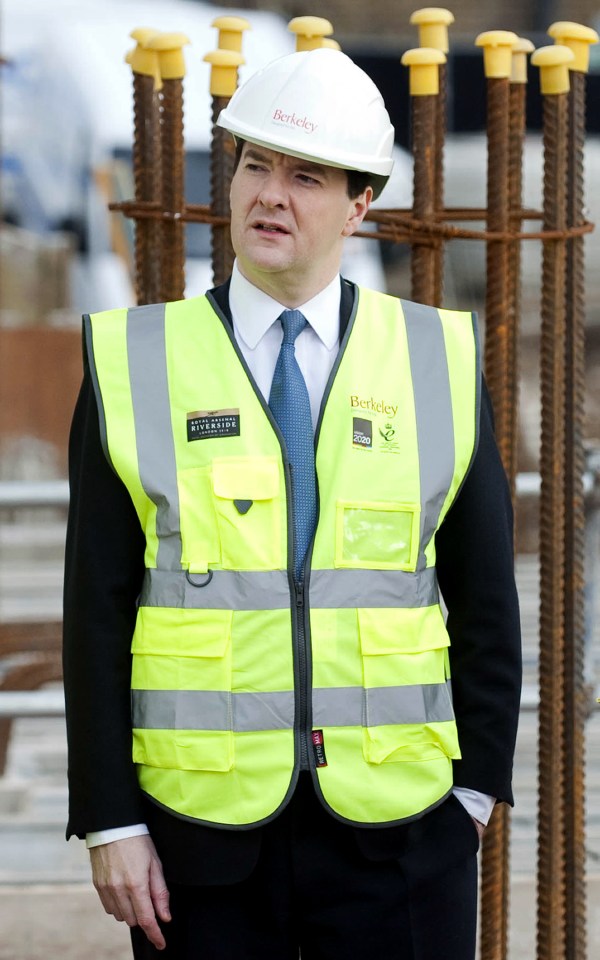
210, 95, 236, 287
536, 87, 570, 960
505, 80, 527, 491
483, 77, 512, 451
432, 61, 447, 306
479, 73, 513, 960
132, 72, 161, 305
410, 92, 437, 305
157, 78, 186, 303
561, 66, 588, 960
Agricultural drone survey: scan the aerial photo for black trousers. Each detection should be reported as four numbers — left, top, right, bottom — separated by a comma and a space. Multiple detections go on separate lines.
131, 776, 479, 960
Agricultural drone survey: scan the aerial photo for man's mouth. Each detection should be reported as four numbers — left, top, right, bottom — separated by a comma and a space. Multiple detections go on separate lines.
254, 222, 289, 234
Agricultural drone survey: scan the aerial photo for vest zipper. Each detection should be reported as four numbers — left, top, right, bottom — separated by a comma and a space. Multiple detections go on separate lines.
295, 578, 310, 770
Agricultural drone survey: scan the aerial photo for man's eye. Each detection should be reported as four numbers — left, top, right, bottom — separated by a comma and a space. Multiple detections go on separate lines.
297, 174, 319, 185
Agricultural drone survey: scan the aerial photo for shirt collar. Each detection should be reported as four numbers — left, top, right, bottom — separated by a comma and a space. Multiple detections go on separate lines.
229, 261, 341, 351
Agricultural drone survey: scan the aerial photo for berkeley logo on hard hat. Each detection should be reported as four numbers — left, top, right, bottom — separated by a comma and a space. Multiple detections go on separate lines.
271, 108, 318, 134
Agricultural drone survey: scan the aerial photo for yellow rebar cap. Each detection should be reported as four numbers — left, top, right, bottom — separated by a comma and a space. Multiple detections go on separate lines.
211, 16, 251, 54
475, 30, 518, 78
548, 21, 599, 73
288, 16, 334, 51
322, 38, 341, 50
511, 37, 534, 84
401, 47, 446, 95
147, 32, 190, 80
409, 8, 454, 54
203, 48, 245, 97
126, 28, 160, 79
531, 44, 575, 94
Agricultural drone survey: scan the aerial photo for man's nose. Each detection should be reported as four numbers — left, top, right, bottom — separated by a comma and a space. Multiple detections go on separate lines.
258, 170, 289, 208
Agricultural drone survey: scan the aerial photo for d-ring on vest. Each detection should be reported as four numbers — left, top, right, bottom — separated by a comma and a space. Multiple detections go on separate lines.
85, 285, 480, 829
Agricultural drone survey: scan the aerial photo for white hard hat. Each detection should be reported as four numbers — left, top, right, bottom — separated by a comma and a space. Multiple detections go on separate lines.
217, 48, 395, 199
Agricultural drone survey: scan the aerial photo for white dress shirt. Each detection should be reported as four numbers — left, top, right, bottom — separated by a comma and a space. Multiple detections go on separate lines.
86, 263, 493, 847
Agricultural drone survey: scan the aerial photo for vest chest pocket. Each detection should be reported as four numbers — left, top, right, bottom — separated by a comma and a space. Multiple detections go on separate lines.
357, 606, 460, 764
131, 607, 234, 772
212, 457, 283, 570
335, 501, 420, 571
178, 466, 221, 574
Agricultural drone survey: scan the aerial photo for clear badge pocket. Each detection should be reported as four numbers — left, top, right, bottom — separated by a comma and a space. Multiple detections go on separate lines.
335, 500, 420, 571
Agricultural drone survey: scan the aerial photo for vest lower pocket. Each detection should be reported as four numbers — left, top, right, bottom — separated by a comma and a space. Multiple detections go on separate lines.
133, 728, 234, 772
363, 721, 460, 765
356, 606, 459, 765
131, 607, 234, 772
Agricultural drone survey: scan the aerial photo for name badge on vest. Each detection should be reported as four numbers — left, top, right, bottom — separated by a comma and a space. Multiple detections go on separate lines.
187, 408, 241, 441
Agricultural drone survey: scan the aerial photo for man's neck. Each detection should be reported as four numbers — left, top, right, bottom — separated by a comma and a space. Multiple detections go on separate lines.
236, 263, 340, 310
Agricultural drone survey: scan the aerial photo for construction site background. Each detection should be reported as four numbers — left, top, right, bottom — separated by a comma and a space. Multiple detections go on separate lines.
2, 2, 600, 957
210, 0, 600, 41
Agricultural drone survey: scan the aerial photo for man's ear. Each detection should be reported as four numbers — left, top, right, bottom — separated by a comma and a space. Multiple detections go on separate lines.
342, 186, 373, 238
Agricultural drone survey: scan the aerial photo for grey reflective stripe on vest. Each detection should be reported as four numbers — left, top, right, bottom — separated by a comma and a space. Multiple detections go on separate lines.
127, 304, 183, 571
132, 689, 295, 731
313, 681, 454, 727
140, 567, 439, 610
401, 300, 455, 571
140, 568, 290, 610
132, 682, 452, 732
310, 568, 438, 609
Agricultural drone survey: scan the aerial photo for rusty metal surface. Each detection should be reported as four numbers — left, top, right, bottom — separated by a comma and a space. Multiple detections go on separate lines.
479, 75, 513, 960
505, 81, 527, 492
410, 92, 437, 305
483, 77, 512, 461
432, 62, 447, 306
157, 79, 186, 303
110, 199, 593, 246
132, 73, 161, 305
210, 95, 236, 287
562, 68, 588, 960
480, 803, 510, 960
537, 90, 570, 960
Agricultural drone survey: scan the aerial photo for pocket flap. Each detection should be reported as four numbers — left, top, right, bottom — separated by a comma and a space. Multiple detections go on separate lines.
132, 607, 232, 658
212, 457, 280, 501
358, 606, 450, 656
363, 722, 460, 764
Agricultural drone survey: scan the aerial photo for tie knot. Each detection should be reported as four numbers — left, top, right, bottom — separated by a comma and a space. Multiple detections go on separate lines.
279, 309, 307, 345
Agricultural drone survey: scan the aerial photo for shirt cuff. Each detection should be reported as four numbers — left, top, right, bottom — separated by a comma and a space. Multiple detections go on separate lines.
452, 788, 496, 825
86, 823, 150, 848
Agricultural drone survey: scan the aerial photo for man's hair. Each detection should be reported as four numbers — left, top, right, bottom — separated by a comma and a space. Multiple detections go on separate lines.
233, 138, 373, 200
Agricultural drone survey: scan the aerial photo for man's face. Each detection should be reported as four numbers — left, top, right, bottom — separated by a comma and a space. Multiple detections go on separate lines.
229, 143, 371, 305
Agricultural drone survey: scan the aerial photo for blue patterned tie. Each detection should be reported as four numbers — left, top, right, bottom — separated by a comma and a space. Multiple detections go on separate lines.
269, 310, 317, 579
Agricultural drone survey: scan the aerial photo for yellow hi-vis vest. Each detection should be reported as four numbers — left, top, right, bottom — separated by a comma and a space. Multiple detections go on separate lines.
85, 285, 480, 829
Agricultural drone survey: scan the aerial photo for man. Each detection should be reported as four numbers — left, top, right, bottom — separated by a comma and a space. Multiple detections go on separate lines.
63, 49, 521, 960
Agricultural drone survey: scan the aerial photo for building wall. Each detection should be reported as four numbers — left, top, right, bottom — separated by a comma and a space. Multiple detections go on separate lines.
210, 0, 600, 43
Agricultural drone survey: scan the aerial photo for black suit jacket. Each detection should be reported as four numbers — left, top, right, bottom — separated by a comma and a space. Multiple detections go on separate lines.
63, 280, 522, 884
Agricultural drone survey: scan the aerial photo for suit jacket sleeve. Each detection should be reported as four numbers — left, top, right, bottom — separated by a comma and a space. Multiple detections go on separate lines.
436, 381, 522, 805
63, 353, 147, 839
